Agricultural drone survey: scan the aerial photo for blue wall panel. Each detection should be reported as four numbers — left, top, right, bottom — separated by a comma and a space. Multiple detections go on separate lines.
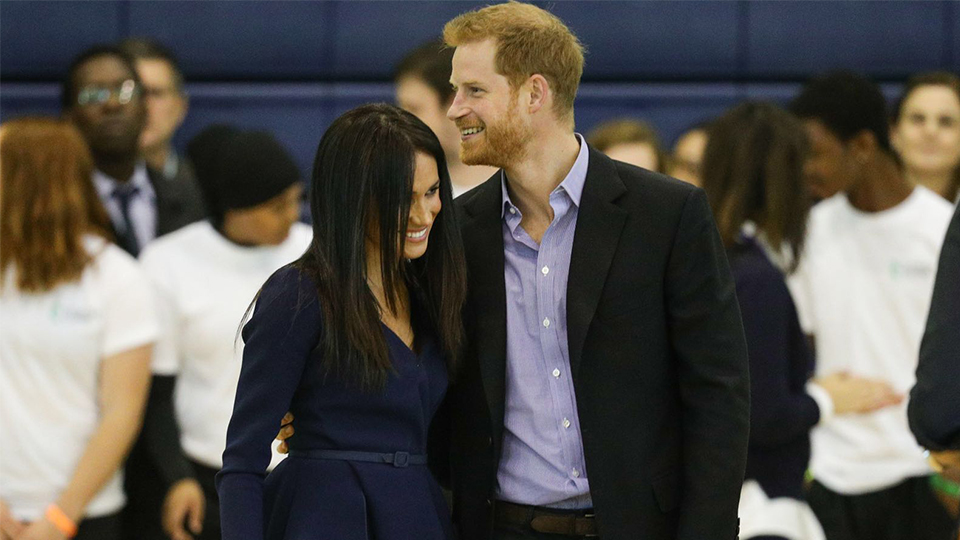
551, 1, 740, 79
575, 84, 740, 146
747, 1, 945, 78
0, 1, 123, 79
168, 84, 392, 176
330, 1, 488, 79
128, 1, 335, 79
952, 2, 960, 73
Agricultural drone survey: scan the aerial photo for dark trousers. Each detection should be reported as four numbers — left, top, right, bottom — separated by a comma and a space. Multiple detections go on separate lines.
189, 459, 222, 540
807, 476, 955, 540
121, 441, 168, 540
76, 511, 122, 540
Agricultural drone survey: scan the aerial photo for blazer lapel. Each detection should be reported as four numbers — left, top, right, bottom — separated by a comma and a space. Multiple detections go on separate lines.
459, 177, 509, 441
147, 166, 183, 237
567, 148, 628, 379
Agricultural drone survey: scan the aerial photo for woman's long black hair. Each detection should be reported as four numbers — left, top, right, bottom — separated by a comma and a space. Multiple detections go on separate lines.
296, 103, 466, 390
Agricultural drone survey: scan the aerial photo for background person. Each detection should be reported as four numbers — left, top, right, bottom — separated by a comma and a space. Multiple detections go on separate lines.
586, 117, 666, 172
62, 45, 206, 257
667, 122, 709, 187
909, 202, 960, 536
140, 128, 310, 540
890, 71, 960, 203
118, 38, 194, 186
789, 71, 956, 540
701, 102, 900, 540
395, 39, 497, 197
0, 118, 156, 540
61, 44, 207, 540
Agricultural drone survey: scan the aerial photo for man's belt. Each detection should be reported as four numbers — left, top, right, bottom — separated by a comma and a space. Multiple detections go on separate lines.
494, 500, 598, 537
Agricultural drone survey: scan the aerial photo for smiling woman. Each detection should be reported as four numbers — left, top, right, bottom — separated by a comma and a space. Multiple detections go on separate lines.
891, 72, 960, 202
216, 103, 466, 540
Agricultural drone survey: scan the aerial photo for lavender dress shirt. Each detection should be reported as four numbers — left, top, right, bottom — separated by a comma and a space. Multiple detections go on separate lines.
496, 135, 593, 509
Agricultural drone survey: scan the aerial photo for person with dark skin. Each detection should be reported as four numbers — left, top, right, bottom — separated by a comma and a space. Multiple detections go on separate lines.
61, 45, 207, 540
789, 71, 956, 540
61, 45, 205, 255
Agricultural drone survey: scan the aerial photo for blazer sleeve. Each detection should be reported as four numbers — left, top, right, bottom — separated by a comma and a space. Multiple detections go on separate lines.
909, 204, 960, 451
216, 266, 321, 540
664, 189, 751, 540
736, 261, 820, 447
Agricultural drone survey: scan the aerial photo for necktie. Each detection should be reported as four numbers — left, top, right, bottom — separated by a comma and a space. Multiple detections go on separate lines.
112, 184, 141, 256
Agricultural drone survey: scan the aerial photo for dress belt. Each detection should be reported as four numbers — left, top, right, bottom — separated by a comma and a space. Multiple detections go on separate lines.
289, 449, 427, 468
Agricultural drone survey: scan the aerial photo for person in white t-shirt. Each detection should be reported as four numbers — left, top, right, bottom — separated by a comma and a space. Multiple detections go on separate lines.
138, 127, 310, 540
789, 71, 956, 540
0, 118, 157, 540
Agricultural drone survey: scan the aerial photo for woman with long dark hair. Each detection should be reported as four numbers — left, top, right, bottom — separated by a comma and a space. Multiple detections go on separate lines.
702, 103, 897, 540
0, 118, 156, 540
216, 104, 466, 540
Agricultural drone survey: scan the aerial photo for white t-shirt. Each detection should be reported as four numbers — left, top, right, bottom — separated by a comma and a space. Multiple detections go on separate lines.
0, 237, 159, 521
139, 221, 312, 468
788, 187, 953, 494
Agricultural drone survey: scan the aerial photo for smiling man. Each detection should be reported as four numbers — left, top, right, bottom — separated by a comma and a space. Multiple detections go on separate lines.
434, 3, 751, 539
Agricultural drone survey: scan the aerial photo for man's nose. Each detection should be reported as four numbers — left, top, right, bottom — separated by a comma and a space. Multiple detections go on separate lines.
446, 92, 464, 121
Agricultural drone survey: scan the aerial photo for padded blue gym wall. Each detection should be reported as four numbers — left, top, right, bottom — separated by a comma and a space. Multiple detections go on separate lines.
2, 1, 957, 175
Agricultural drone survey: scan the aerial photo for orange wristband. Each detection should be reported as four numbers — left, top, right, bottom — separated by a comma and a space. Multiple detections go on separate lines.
45, 504, 78, 538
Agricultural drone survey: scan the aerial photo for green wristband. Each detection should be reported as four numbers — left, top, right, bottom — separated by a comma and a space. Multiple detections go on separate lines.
930, 473, 960, 498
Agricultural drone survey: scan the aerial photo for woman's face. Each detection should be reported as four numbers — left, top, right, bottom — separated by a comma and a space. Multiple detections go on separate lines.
892, 85, 960, 177
402, 152, 442, 260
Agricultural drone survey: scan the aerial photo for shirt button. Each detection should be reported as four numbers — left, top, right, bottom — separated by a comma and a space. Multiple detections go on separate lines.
563, 418, 571, 429
509, 207, 517, 215
572, 469, 580, 478
541, 266, 549, 275
542, 318, 550, 328
552, 368, 560, 378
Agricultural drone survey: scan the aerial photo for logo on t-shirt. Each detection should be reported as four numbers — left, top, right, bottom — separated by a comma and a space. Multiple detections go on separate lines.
888, 260, 934, 281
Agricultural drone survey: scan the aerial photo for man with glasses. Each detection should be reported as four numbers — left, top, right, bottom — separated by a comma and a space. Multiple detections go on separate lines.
61, 45, 207, 540
62, 45, 205, 256
119, 39, 194, 187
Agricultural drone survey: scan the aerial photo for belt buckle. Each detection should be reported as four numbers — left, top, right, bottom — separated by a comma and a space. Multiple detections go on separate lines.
392, 451, 410, 467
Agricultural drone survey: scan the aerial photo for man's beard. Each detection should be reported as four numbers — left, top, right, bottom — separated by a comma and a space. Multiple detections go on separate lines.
459, 104, 531, 169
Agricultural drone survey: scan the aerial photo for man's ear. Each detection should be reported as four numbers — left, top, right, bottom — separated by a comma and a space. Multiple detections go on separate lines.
526, 74, 549, 114
849, 129, 878, 164
175, 92, 190, 128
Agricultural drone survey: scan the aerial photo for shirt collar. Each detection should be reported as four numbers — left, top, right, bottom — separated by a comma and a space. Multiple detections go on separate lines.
93, 162, 153, 198
501, 133, 589, 218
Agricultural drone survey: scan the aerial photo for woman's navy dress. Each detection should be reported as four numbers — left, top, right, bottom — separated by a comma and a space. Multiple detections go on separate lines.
216, 266, 453, 540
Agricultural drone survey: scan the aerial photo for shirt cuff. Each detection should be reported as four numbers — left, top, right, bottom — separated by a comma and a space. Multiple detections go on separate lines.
806, 382, 834, 425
